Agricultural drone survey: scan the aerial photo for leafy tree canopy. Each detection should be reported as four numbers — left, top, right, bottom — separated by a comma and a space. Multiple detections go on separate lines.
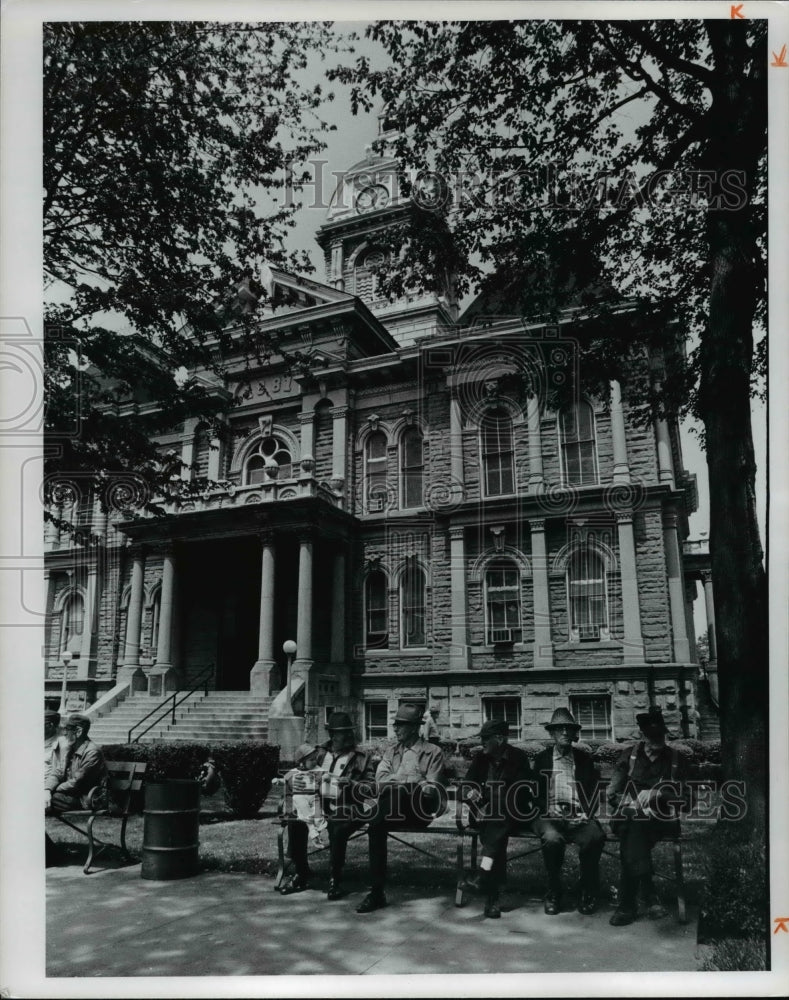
44, 20, 338, 507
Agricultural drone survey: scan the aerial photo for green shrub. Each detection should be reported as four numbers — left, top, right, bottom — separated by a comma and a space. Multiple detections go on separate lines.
699, 824, 768, 944
701, 938, 767, 972
102, 741, 279, 818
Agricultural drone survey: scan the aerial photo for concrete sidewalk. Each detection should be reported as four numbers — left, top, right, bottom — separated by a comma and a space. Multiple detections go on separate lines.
47, 864, 702, 977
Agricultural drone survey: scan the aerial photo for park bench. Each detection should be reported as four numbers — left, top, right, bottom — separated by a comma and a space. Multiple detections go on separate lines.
50, 760, 147, 874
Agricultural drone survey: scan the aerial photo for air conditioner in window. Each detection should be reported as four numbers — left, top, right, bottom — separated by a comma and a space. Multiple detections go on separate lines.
490, 628, 514, 645
578, 624, 601, 642
367, 496, 384, 512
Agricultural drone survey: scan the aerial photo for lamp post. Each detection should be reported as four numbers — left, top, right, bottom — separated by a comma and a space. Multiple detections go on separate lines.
59, 651, 72, 716
282, 639, 297, 715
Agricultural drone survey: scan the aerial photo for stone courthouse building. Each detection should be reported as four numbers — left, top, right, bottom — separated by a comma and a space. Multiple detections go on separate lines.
44, 122, 718, 748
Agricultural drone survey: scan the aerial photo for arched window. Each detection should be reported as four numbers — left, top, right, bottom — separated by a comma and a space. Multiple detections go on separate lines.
401, 427, 424, 508
365, 570, 389, 649
481, 408, 515, 497
354, 249, 386, 300
365, 431, 388, 512
560, 401, 598, 486
484, 562, 522, 644
401, 561, 426, 648
244, 435, 293, 484
60, 591, 84, 657
567, 546, 608, 641
150, 588, 162, 655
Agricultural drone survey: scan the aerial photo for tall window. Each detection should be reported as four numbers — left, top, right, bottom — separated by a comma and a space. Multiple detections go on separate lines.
483, 697, 522, 740
365, 431, 388, 511
60, 591, 84, 656
365, 701, 389, 740
484, 562, 522, 643
567, 546, 608, 641
481, 408, 515, 497
401, 561, 426, 648
401, 427, 424, 508
355, 249, 386, 300
244, 435, 293, 484
365, 570, 389, 649
570, 696, 612, 741
560, 401, 598, 485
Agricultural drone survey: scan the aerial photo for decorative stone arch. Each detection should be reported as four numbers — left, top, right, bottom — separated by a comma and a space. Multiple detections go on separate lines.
354, 418, 394, 454
393, 554, 431, 588
119, 582, 133, 609
229, 423, 300, 477
389, 412, 428, 444
470, 546, 531, 584
551, 536, 618, 577
465, 394, 526, 431
144, 581, 162, 608
53, 582, 87, 615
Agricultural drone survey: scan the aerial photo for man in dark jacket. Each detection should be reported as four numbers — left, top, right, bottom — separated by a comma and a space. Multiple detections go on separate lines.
460, 719, 533, 919
45, 713, 107, 811
279, 712, 375, 901
607, 706, 689, 925
531, 708, 605, 915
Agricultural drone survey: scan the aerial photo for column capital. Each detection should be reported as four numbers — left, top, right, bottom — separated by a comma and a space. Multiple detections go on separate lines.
298, 411, 315, 425
259, 528, 276, 547
448, 526, 465, 542
332, 405, 350, 420
615, 510, 634, 526
662, 511, 679, 530
296, 528, 314, 545
700, 569, 713, 586
529, 518, 546, 533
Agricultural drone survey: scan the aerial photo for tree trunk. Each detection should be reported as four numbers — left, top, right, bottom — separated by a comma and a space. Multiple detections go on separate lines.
699, 22, 767, 834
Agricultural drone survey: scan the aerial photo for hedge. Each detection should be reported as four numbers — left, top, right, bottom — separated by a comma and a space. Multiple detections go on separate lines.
102, 741, 279, 818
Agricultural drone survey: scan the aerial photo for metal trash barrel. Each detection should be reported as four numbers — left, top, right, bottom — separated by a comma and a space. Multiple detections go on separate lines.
141, 779, 200, 880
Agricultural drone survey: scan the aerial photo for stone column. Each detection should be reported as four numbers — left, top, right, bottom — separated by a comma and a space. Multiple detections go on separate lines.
684, 581, 698, 663
294, 532, 314, 696
299, 411, 315, 468
331, 406, 348, 490
610, 380, 631, 484
207, 417, 225, 482
250, 532, 277, 694
120, 546, 147, 690
701, 570, 719, 702
181, 417, 198, 482
449, 392, 464, 490
78, 564, 98, 677
654, 390, 675, 488
527, 395, 544, 493
330, 550, 346, 664
448, 527, 471, 669
616, 511, 645, 663
663, 512, 690, 662
152, 545, 179, 692
529, 519, 553, 667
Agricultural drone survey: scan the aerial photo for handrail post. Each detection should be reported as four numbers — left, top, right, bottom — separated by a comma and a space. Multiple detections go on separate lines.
171, 692, 176, 726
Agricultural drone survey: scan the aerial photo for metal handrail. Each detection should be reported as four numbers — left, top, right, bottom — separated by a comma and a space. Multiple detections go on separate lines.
128, 665, 214, 743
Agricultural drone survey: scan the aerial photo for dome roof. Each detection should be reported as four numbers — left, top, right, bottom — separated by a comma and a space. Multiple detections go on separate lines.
324, 146, 408, 225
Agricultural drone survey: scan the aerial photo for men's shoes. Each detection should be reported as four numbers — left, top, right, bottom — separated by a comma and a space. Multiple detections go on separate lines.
326, 879, 347, 901
484, 896, 502, 919
543, 892, 561, 915
279, 873, 310, 895
356, 890, 387, 914
577, 892, 598, 915
609, 906, 636, 926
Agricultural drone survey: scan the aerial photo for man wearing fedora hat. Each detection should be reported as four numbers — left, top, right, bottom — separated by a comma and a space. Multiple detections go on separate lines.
607, 706, 690, 925
531, 707, 605, 916
460, 719, 533, 918
279, 712, 375, 900
356, 703, 446, 914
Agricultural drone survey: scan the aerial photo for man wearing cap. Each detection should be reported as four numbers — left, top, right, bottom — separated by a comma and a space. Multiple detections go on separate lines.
279, 712, 375, 901
607, 706, 690, 925
44, 708, 63, 766
45, 714, 107, 813
421, 704, 441, 745
356, 703, 446, 914
460, 719, 533, 918
531, 708, 605, 916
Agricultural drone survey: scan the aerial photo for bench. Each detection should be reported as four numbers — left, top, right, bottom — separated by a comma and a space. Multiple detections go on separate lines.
456, 813, 688, 923
50, 760, 147, 874
276, 788, 688, 922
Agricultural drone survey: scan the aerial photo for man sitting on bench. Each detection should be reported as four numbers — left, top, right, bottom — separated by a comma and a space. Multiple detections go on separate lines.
355, 703, 446, 914
607, 706, 689, 926
45, 713, 107, 865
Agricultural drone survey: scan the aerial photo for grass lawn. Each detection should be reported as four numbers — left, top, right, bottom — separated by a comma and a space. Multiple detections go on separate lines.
45, 786, 716, 907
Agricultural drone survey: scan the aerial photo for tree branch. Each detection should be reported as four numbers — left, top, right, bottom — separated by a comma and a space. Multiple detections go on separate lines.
616, 22, 716, 86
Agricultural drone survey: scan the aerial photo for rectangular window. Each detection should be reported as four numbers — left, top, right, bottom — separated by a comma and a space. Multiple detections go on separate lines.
482, 697, 522, 740
365, 701, 389, 740
402, 563, 426, 648
485, 566, 522, 643
570, 695, 612, 742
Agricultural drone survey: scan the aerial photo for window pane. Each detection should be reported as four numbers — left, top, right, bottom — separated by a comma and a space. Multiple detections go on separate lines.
483, 698, 521, 737
403, 429, 423, 467
365, 702, 389, 740
403, 472, 423, 508
247, 455, 267, 484
570, 696, 611, 741
367, 432, 387, 460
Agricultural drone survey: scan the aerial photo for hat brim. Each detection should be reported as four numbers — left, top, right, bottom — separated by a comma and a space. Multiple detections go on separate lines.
327, 725, 354, 731
544, 723, 581, 732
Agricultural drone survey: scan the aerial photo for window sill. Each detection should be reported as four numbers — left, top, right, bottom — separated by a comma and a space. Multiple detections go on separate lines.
364, 648, 431, 657
553, 640, 623, 651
